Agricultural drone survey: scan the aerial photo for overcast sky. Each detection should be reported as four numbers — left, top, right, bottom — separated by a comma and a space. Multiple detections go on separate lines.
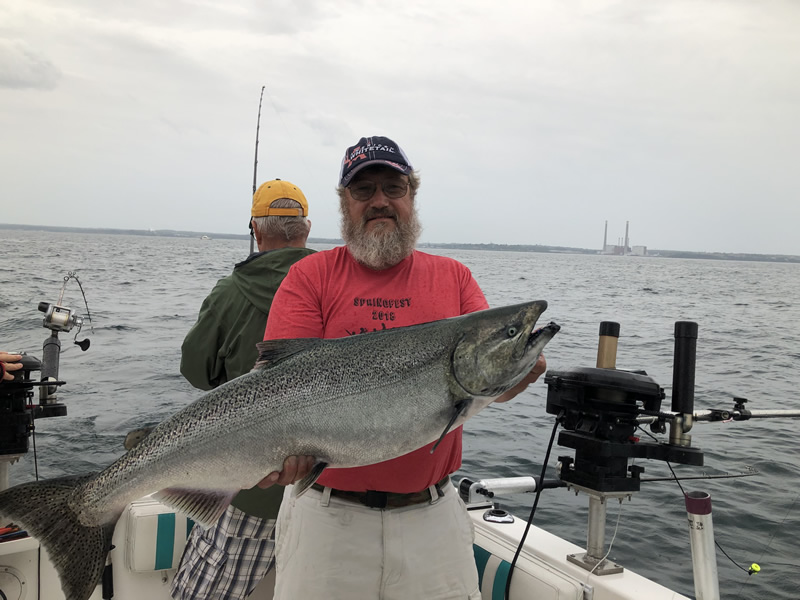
2, 0, 799, 254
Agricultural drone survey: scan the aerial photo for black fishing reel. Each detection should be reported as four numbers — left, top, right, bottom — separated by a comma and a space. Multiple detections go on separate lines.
544, 321, 704, 494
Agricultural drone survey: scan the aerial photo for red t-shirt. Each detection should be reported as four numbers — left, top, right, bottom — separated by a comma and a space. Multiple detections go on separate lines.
264, 246, 489, 492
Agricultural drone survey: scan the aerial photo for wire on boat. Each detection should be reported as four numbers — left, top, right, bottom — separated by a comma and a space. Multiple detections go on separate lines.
31, 422, 40, 481
753, 491, 799, 566
584, 494, 624, 585
638, 425, 758, 580
504, 415, 561, 600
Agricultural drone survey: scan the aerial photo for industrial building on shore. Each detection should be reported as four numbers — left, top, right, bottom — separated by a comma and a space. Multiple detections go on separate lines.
600, 221, 647, 256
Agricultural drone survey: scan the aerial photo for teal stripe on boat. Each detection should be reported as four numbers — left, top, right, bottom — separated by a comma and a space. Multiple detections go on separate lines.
186, 518, 195, 538
492, 558, 511, 600
473, 545, 491, 591
155, 513, 176, 570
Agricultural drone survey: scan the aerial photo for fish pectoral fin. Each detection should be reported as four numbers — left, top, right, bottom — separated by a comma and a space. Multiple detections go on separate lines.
153, 488, 237, 527
254, 339, 321, 369
292, 461, 329, 498
431, 399, 470, 454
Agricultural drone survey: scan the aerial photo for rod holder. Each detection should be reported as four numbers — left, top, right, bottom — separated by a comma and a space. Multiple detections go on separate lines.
596, 321, 620, 369
671, 321, 697, 414
40, 331, 61, 403
685, 491, 720, 600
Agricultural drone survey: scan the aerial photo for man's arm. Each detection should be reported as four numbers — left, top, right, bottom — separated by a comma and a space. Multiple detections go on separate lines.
180, 298, 225, 391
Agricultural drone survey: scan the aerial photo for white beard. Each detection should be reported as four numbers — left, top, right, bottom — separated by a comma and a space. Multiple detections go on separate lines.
341, 208, 423, 270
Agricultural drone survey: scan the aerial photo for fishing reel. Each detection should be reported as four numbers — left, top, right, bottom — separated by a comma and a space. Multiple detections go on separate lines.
544, 321, 704, 495
39, 301, 86, 336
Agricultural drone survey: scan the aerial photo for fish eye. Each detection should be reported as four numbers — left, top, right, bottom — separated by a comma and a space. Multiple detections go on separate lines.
506, 326, 518, 337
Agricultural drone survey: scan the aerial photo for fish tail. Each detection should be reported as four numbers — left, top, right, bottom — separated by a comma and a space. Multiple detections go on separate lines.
0, 474, 115, 600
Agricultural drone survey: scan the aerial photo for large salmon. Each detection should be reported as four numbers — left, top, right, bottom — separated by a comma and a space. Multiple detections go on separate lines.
0, 301, 558, 600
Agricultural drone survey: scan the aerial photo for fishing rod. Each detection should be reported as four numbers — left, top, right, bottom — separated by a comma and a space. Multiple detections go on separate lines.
249, 85, 266, 256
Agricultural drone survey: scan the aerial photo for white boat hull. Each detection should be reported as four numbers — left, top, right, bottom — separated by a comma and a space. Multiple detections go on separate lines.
0, 495, 690, 600
468, 506, 689, 599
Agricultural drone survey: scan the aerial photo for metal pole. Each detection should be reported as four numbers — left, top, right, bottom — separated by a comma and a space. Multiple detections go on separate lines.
685, 490, 720, 600
586, 494, 608, 559
40, 331, 61, 402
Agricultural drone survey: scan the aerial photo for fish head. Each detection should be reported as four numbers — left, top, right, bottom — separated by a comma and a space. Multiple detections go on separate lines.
452, 300, 559, 399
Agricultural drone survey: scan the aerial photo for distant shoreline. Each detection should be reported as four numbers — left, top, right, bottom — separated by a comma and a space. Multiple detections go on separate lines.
2, 222, 799, 264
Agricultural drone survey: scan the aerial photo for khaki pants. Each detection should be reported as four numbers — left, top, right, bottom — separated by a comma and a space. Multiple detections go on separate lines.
274, 482, 482, 600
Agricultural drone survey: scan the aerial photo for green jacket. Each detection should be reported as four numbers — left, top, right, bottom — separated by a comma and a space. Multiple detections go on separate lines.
180, 246, 315, 518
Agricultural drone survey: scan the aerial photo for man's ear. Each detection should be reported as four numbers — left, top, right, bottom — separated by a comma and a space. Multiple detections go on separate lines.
251, 219, 263, 246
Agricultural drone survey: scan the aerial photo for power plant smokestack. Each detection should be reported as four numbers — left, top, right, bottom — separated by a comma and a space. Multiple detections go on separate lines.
624, 221, 630, 255
603, 220, 608, 252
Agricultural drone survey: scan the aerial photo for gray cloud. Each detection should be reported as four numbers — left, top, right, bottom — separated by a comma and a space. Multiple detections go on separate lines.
0, 40, 61, 89
1, 0, 799, 255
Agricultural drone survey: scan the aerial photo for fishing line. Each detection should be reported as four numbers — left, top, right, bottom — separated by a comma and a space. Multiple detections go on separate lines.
61, 271, 94, 347
637, 425, 755, 578
504, 415, 560, 600
753, 491, 798, 566
732, 491, 800, 598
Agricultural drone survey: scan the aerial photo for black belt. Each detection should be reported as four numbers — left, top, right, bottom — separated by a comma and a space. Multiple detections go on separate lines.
311, 475, 450, 509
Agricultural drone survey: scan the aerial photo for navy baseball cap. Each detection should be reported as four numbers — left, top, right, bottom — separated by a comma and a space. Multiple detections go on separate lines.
339, 136, 413, 186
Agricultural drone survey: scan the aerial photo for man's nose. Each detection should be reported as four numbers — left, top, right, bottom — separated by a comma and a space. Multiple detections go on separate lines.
368, 185, 390, 207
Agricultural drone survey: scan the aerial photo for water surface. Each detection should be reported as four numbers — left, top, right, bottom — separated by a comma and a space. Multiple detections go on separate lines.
1, 230, 798, 598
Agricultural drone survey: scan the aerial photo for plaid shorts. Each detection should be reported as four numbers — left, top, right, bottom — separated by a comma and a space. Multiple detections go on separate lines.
170, 504, 276, 600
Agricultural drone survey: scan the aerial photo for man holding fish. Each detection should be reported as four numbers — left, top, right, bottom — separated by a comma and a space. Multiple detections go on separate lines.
263, 135, 548, 599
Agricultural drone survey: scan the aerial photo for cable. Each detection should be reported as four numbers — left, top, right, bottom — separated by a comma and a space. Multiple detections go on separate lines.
754, 492, 799, 567
585, 494, 624, 582
504, 416, 560, 600
638, 425, 752, 576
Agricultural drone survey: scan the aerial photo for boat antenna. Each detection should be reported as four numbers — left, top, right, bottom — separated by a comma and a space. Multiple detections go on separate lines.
249, 85, 266, 256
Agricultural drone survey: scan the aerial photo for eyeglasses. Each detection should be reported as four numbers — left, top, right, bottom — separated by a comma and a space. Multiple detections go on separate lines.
347, 179, 409, 202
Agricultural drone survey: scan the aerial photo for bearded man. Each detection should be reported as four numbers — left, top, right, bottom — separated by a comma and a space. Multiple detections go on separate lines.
261, 136, 546, 599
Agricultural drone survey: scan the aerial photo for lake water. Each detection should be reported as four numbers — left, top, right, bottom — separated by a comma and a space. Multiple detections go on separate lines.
1, 230, 798, 598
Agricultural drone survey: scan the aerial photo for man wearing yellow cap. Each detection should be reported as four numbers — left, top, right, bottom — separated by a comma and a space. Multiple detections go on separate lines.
172, 179, 315, 600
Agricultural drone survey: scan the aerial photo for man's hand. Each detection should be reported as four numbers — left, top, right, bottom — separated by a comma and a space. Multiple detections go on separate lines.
0, 352, 22, 382
494, 353, 547, 404
256, 455, 316, 488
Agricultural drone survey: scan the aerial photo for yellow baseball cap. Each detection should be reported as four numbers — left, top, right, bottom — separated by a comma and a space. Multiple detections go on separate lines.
251, 179, 308, 217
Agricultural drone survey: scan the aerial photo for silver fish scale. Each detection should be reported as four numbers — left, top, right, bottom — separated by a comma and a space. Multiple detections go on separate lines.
73, 315, 466, 525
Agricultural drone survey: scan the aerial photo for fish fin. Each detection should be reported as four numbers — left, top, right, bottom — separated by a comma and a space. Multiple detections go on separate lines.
292, 461, 329, 498
0, 474, 115, 600
254, 338, 321, 369
431, 399, 470, 454
153, 488, 236, 527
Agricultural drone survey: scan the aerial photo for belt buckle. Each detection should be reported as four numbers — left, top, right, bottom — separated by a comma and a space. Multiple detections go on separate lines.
364, 490, 388, 509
